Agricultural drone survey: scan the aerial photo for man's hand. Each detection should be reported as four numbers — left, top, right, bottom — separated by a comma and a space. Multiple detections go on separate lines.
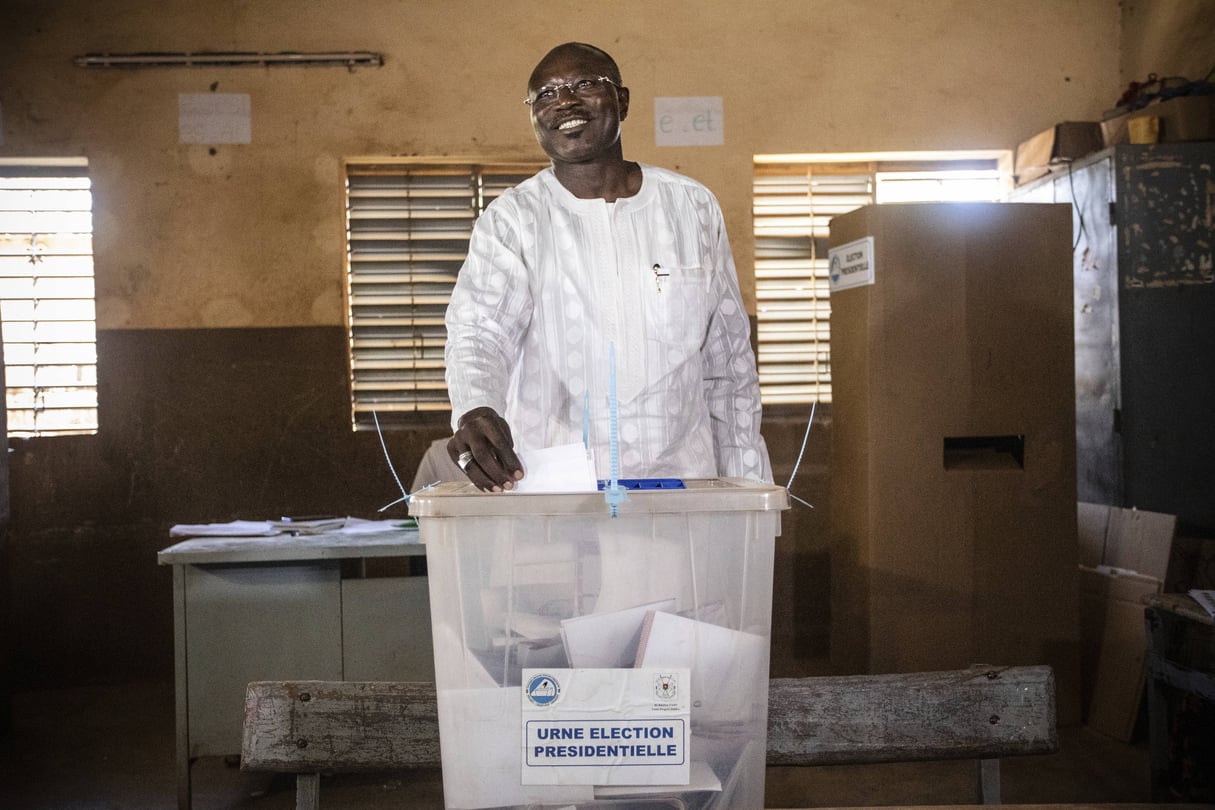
448, 407, 525, 492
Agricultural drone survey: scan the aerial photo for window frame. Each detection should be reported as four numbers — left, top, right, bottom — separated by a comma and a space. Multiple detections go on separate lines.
342, 158, 545, 431
752, 150, 1012, 408
0, 157, 99, 438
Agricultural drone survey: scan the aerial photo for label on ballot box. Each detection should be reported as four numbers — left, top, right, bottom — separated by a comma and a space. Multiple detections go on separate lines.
521, 668, 691, 786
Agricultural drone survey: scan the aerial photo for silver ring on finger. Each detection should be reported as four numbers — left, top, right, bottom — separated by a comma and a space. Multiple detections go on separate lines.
457, 450, 474, 471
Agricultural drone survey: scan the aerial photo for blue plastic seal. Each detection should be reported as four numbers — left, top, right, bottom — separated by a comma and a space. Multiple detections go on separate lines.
596, 478, 686, 491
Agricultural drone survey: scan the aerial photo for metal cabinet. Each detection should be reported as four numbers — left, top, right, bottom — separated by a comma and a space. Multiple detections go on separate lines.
1144, 593, 1215, 801
1011, 142, 1215, 530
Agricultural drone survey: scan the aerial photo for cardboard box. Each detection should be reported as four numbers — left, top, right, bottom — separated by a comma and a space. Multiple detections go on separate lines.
1075, 501, 1178, 741
1077, 501, 1176, 581
828, 203, 1081, 725
1014, 121, 1104, 185
1079, 566, 1161, 740
1101, 93, 1215, 147
1077, 501, 1110, 568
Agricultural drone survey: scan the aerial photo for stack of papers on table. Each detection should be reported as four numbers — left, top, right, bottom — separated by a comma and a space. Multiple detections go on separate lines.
168, 520, 280, 538
1189, 589, 1215, 618
169, 516, 417, 538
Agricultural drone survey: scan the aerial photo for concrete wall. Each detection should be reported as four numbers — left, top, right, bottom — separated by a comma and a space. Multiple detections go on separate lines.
0, 0, 1208, 690
2, 0, 1125, 324
1122, 0, 1215, 89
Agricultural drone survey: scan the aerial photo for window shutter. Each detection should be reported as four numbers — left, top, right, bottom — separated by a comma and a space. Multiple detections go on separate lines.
753, 155, 1006, 406
344, 162, 540, 430
0, 161, 98, 437
753, 168, 874, 405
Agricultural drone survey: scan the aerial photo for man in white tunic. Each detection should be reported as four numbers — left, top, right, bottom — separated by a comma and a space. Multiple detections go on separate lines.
446, 42, 770, 490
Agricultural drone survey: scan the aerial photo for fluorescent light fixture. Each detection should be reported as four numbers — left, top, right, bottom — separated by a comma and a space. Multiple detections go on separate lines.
754, 149, 1009, 164
74, 51, 383, 68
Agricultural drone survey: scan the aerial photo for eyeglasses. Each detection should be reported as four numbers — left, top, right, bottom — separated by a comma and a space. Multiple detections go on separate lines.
524, 76, 620, 106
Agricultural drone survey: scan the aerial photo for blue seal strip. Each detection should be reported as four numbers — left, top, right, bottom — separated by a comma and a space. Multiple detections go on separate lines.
597, 478, 686, 491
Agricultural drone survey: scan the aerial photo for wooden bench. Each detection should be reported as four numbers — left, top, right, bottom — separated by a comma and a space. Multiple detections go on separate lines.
242, 664, 1056, 809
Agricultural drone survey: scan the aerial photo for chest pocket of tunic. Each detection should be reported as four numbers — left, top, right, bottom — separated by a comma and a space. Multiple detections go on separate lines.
645, 263, 709, 349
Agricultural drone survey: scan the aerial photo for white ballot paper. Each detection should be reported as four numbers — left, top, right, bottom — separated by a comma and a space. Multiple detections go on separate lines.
561, 599, 677, 668
512, 443, 597, 493
634, 611, 768, 726
521, 668, 691, 787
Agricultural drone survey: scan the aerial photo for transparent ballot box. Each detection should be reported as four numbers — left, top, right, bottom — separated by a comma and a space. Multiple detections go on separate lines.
411, 478, 788, 810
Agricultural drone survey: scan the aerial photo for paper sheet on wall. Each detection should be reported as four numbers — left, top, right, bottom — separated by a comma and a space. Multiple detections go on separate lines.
178, 92, 251, 144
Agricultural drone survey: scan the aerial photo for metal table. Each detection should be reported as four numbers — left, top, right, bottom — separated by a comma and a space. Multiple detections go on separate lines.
158, 528, 430, 809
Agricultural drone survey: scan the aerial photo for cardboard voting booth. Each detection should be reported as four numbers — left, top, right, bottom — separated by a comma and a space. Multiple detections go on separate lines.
827, 202, 1083, 725
411, 478, 788, 809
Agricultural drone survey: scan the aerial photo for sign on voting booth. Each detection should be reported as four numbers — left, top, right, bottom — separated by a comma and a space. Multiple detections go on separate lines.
411, 478, 788, 810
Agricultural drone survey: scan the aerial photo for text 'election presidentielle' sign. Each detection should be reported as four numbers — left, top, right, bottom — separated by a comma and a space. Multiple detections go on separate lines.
521, 668, 690, 786
828, 236, 875, 292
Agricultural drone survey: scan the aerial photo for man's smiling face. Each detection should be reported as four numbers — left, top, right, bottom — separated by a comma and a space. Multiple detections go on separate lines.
527, 45, 630, 167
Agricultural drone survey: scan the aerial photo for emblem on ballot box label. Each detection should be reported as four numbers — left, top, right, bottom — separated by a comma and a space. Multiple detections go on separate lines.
521, 668, 691, 786
655, 672, 678, 701
525, 673, 561, 706
828, 236, 875, 292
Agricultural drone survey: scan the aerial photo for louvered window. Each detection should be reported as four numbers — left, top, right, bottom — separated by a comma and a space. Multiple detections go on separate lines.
0, 159, 99, 437
344, 161, 543, 430
753, 154, 1008, 406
